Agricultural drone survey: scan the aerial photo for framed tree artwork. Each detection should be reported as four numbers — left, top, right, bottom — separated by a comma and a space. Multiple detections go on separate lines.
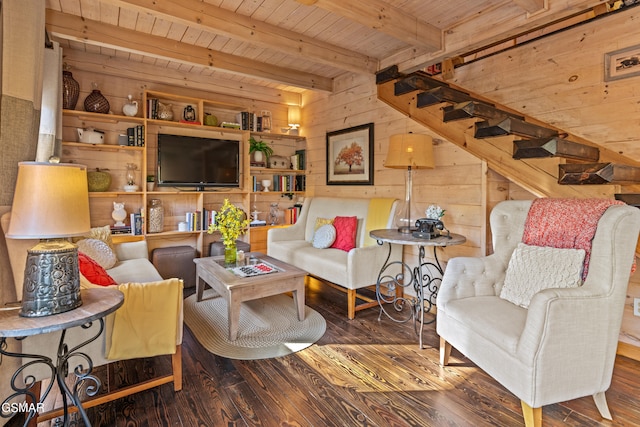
326, 123, 374, 185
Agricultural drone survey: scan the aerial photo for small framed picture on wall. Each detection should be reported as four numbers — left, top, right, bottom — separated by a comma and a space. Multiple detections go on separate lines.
326, 123, 374, 185
604, 44, 640, 81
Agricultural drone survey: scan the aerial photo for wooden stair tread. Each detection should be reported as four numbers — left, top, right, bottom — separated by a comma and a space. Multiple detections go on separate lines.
375, 65, 404, 84
443, 101, 523, 122
475, 117, 558, 139
559, 163, 640, 185
417, 86, 486, 108
393, 72, 448, 96
513, 137, 600, 161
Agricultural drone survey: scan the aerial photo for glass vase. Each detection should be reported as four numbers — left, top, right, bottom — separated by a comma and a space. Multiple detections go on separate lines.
224, 243, 237, 265
148, 199, 164, 233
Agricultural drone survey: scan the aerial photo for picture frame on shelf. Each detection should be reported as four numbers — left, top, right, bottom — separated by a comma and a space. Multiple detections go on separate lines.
604, 44, 640, 81
326, 123, 374, 186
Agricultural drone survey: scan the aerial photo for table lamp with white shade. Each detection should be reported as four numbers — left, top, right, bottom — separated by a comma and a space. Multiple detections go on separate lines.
384, 133, 435, 233
6, 162, 91, 317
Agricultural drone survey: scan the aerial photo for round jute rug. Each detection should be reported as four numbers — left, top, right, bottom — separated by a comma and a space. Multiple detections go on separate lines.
183, 289, 326, 360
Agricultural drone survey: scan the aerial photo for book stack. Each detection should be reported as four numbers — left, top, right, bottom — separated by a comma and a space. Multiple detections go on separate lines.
284, 207, 299, 224
126, 125, 145, 146
110, 225, 131, 235
235, 112, 263, 131
270, 174, 305, 192
184, 211, 202, 232
202, 209, 216, 230
147, 98, 159, 119
295, 149, 306, 170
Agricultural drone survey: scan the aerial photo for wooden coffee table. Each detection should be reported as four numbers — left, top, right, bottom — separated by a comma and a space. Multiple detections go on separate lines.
193, 252, 307, 341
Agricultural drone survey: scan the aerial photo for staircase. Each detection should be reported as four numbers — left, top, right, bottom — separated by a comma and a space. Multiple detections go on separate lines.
376, 65, 640, 202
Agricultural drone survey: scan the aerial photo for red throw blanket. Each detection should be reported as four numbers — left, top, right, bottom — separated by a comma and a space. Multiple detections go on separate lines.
522, 198, 625, 280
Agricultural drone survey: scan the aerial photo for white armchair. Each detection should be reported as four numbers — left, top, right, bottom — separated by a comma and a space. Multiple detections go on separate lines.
436, 199, 640, 427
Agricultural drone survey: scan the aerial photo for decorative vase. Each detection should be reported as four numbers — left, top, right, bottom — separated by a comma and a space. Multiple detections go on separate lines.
122, 94, 139, 117
157, 102, 174, 120
84, 82, 110, 114
224, 243, 237, 265
87, 169, 111, 192
62, 69, 79, 110
253, 151, 264, 163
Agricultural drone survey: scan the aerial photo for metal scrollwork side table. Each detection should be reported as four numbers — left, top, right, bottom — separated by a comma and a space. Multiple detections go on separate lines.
0, 288, 123, 427
369, 229, 466, 349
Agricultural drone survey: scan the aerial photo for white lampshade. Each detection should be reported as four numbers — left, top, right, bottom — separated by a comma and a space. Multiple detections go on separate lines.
288, 105, 301, 128
385, 133, 434, 169
7, 162, 91, 239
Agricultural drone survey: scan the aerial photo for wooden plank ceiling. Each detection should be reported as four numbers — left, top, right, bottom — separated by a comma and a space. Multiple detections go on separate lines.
45, 0, 612, 93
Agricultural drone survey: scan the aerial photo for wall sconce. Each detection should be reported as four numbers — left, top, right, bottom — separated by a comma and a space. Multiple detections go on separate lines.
7, 162, 91, 317
288, 106, 301, 135
384, 133, 434, 233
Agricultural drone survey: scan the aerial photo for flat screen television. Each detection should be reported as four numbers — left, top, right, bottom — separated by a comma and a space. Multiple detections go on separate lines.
157, 133, 240, 190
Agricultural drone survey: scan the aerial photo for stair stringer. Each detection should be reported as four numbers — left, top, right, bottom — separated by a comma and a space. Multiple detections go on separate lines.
377, 78, 640, 198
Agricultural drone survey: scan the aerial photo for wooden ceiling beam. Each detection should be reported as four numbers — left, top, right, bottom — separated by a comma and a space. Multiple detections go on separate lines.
296, 0, 442, 51
109, 0, 377, 75
46, 10, 334, 92
61, 50, 302, 105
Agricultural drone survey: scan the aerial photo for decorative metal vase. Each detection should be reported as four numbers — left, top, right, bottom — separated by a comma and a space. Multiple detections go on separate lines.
62, 70, 79, 110
84, 82, 110, 114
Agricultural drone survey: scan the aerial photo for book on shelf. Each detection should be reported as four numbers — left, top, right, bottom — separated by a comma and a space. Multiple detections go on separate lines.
130, 212, 143, 235
147, 98, 158, 119
295, 149, 306, 170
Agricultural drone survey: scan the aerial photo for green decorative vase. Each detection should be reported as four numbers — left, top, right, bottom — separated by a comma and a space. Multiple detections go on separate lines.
224, 243, 237, 265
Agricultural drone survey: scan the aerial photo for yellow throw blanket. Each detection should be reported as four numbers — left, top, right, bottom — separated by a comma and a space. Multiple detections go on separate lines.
363, 198, 396, 247
106, 278, 183, 360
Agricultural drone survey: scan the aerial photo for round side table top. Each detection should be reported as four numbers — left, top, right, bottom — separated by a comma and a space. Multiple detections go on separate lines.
0, 288, 124, 338
370, 228, 466, 247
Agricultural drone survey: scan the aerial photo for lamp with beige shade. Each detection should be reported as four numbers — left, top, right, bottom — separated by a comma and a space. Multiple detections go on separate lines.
384, 133, 434, 233
6, 162, 91, 317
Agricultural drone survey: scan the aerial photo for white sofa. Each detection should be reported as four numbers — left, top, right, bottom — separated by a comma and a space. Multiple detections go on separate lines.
267, 196, 401, 319
0, 214, 183, 424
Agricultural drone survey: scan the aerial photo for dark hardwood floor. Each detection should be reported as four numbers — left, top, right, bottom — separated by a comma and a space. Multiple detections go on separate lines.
16, 279, 640, 426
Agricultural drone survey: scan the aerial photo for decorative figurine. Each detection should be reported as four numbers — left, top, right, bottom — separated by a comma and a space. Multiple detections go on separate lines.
112, 202, 127, 227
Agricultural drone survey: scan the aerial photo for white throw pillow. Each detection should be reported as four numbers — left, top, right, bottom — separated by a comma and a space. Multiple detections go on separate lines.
500, 242, 585, 308
312, 224, 337, 249
77, 238, 118, 270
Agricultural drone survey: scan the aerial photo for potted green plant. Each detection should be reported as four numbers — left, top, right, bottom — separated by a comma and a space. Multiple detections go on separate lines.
249, 136, 273, 165
146, 174, 155, 191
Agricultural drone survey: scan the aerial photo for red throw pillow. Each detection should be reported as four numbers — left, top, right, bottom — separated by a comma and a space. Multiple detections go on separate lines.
331, 216, 358, 252
78, 252, 118, 287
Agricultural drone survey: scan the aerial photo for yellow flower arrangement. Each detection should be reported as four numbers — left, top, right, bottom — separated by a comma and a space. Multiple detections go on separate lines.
207, 199, 250, 247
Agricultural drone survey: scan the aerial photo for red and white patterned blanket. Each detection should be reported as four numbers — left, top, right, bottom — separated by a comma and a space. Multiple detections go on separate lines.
522, 198, 625, 280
